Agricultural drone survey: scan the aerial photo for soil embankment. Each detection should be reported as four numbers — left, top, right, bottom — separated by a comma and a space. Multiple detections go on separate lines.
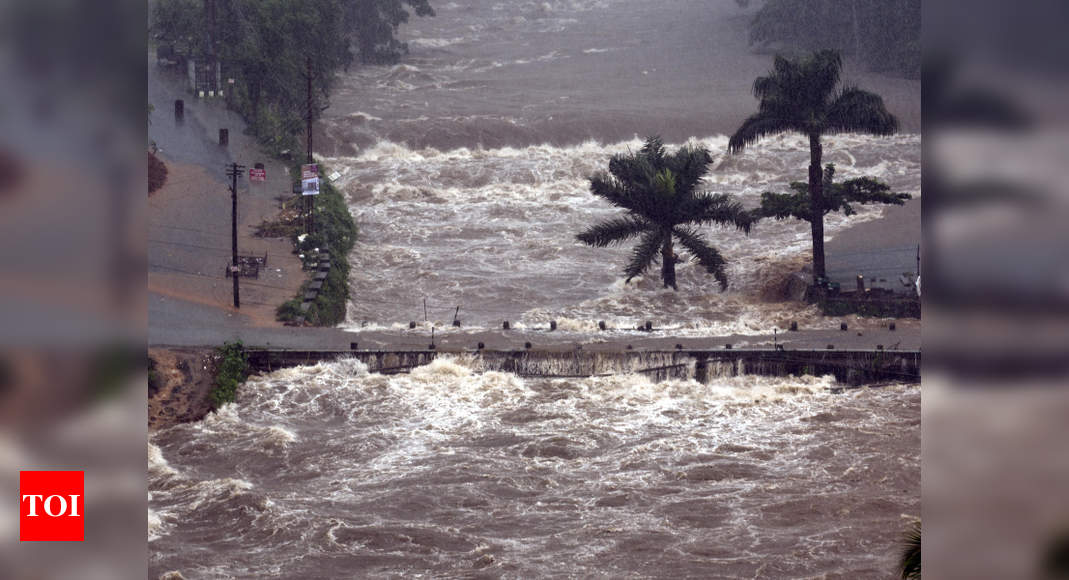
148, 347, 216, 431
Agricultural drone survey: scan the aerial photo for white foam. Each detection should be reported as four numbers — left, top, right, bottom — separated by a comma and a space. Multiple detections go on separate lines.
323, 133, 919, 332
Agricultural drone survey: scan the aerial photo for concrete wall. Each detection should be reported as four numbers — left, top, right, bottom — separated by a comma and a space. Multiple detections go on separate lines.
246, 348, 920, 386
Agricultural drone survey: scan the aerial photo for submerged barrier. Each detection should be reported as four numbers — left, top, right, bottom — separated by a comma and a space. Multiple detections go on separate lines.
246, 348, 920, 386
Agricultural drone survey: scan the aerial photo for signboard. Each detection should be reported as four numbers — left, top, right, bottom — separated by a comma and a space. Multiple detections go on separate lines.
301, 163, 319, 196
249, 168, 266, 182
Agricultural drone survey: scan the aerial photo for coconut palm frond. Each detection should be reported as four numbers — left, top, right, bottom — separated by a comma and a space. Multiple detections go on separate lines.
826, 86, 899, 136
805, 49, 844, 106
576, 216, 650, 248
639, 135, 666, 165
691, 192, 754, 233
899, 521, 921, 580
666, 144, 713, 193
623, 230, 663, 282
609, 151, 656, 186
589, 173, 637, 210
728, 113, 805, 154
673, 226, 728, 291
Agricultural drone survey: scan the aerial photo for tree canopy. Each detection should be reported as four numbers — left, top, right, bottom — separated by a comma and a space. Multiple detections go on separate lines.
150, 0, 434, 153
757, 164, 911, 222
577, 137, 752, 290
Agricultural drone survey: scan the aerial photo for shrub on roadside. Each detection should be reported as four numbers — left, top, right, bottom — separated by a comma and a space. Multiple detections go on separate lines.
210, 341, 249, 409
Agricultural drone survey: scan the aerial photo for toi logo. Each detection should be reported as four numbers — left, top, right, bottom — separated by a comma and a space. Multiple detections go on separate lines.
19, 471, 84, 542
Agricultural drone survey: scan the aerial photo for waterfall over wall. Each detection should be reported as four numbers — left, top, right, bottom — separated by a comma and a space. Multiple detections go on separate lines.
247, 349, 920, 386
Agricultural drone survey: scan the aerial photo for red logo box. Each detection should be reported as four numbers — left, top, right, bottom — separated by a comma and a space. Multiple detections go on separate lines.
19, 471, 84, 542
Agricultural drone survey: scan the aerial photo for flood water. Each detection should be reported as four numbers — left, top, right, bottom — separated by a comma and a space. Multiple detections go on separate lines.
150, 0, 920, 577
316, 0, 920, 334
150, 359, 919, 578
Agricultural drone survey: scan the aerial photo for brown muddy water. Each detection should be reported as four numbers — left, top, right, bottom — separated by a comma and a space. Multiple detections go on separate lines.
149, 358, 919, 578
315, 0, 920, 335
149, 1, 920, 577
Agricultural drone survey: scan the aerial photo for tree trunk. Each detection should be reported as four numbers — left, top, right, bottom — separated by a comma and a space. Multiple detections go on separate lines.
809, 133, 826, 281
661, 232, 677, 290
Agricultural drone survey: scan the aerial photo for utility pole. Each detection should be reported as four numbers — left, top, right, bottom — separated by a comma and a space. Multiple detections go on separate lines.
305, 56, 316, 235
226, 162, 246, 308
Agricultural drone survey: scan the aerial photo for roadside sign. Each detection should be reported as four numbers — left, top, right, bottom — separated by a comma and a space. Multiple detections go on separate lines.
301, 163, 319, 196
249, 168, 266, 182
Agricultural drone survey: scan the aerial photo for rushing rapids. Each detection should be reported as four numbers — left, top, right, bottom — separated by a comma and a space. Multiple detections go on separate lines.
326, 133, 919, 335
311, 0, 920, 335
150, 359, 919, 577
150, 0, 920, 576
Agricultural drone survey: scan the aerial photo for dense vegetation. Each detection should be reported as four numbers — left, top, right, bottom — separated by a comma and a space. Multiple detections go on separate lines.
276, 167, 357, 326
741, 0, 920, 78
729, 49, 897, 283
210, 341, 249, 409
576, 137, 752, 291
150, 0, 434, 155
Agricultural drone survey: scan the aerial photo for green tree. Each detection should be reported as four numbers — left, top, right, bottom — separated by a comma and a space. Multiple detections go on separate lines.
149, 0, 205, 57
342, 0, 435, 64
577, 137, 752, 291
728, 49, 897, 282
757, 163, 910, 222
210, 341, 249, 409
149, 0, 435, 152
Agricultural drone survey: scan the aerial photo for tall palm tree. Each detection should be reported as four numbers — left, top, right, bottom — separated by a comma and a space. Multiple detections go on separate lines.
577, 137, 752, 291
728, 49, 898, 282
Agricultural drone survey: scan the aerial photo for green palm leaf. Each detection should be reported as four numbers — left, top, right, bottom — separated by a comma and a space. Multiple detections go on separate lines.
690, 192, 754, 233
624, 230, 664, 282
672, 226, 728, 290
576, 216, 650, 247
728, 113, 805, 154
826, 86, 899, 135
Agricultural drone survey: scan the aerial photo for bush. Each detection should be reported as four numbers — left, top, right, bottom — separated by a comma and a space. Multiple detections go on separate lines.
210, 341, 249, 409
276, 297, 304, 322
148, 151, 168, 193
277, 166, 357, 326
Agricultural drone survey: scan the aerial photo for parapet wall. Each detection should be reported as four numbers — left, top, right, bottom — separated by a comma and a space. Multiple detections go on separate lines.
246, 348, 920, 386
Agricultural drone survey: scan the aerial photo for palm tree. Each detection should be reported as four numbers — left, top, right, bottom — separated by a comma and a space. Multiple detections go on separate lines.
728, 49, 898, 283
899, 520, 921, 579
577, 137, 752, 290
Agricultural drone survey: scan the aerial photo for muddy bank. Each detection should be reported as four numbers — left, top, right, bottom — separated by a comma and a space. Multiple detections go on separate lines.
148, 348, 217, 431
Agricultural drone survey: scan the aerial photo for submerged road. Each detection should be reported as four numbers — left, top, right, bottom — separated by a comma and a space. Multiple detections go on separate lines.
151, 289, 918, 354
